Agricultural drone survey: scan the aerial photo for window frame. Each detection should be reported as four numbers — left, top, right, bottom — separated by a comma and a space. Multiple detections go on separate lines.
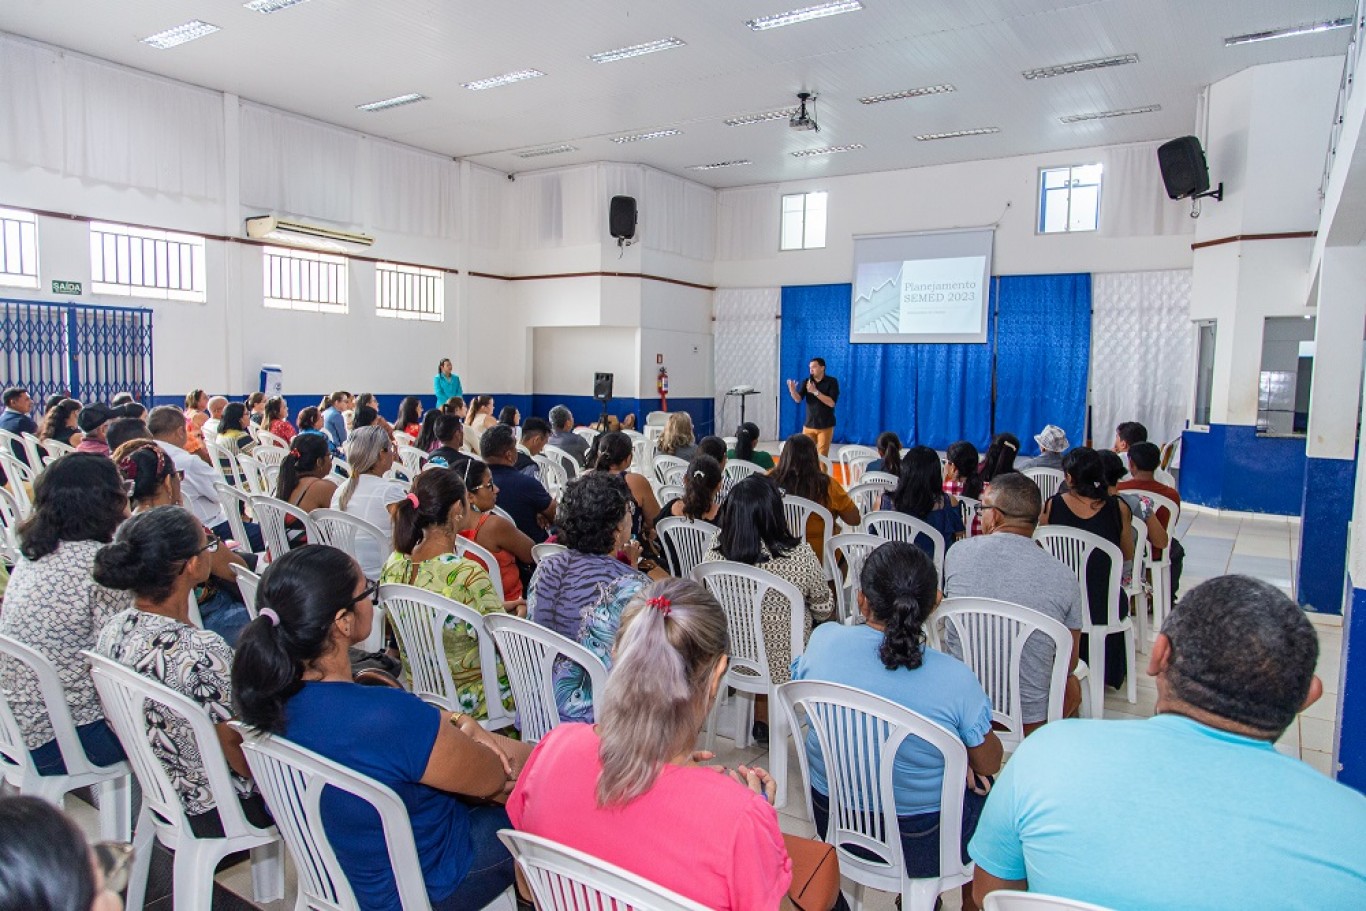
375, 261, 445, 322
88, 220, 208, 303
0, 206, 40, 290
262, 245, 350, 314
780, 190, 828, 251
1037, 163, 1103, 235
1192, 319, 1217, 428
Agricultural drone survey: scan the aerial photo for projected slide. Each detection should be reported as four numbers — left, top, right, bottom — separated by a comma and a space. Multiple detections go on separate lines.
850, 228, 994, 344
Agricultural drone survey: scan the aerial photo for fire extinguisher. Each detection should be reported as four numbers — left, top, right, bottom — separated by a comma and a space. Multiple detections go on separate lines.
657, 366, 669, 412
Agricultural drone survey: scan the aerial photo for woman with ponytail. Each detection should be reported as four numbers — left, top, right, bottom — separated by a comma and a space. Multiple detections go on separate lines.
273, 433, 336, 545
728, 421, 775, 471
92, 506, 270, 835
509, 578, 800, 911
233, 546, 530, 911
793, 542, 1001, 905
979, 432, 1020, 485
868, 431, 902, 477
586, 430, 660, 549
329, 425, 405, 577
654, 453, 722, 525
944, 440, 984, 500
379, 467, 522, 721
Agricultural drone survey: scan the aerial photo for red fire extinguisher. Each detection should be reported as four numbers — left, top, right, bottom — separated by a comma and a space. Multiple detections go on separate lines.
657, 366, 669, 412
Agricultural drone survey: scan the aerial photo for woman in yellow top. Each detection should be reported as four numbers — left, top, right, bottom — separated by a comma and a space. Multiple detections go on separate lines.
379, 466, 526, 723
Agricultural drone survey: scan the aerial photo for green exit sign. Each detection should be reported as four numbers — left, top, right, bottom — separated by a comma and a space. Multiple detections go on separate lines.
51, 280, 82, 295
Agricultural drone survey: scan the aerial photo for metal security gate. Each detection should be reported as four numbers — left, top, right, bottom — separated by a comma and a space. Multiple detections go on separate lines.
0, 298, 153, 405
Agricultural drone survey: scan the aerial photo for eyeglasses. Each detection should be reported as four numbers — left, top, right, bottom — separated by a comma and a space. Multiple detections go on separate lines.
348, 579, 379, 606
972, 503, 1035, 521
468, 480, 494, 492
198, 536, 220, 554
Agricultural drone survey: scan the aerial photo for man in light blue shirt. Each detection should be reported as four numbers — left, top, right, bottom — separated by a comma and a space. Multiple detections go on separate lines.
321, 390, 351, 449
970, 575, 1366, 910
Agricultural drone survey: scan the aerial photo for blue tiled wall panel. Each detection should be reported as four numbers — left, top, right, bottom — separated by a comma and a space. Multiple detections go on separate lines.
1338, 581, 1366, 793
1297, 457, 1356, 615
1180, 423, 1307, 515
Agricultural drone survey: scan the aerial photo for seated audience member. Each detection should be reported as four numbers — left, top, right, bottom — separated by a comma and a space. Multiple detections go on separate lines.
771, 433, 860, 563
497, 405, 520, 429
320, 390, 352, 448
1119, 440, 1185, 596
979, 432, 1020, 485
697, 434, 728, 467
116, 440, 252, 643
294, 404, 327, 443
466, 395, 497, 443
214, 402, 257, 457
263, 396, 295, 442
943, 440, 984, 499
274, 433, 338, 545
509, 578, 801, 911
414, 408, 443, 452
351, 404, 382, 435
703, 476, 831, 689
39, 397, 83, 447
151, 405, 264, 553
104, 416, 151, 453
729, 421, 776, 471
426, 414, 471, 471
42, 392, 68, 413
92, 506, 269, 829
970, 575, 1366, 909
459, 459, 536, 598
943, 473, 1083, 730
245, 391, 266, 427
657, 411, 698, 462
1100, 449, 1168, 589
482, 425, 557, 545
515, 416, 550, 474
354, 393, 394, 438
381, 469, 520, 721
0, 795, 126, 911
111, 391, 146, 419
74, 403, 122, 456
200, 395, 228, 439
795, 542, 1002, 909
1040, 447, 1133, 691
588, 431, 659, 550
655, 454, 723, 526
1112, 420, 1146, 462
0, 386, 37, 465
0, 454, 130, 774
330, 426, 406, 578
396, 396, 423, 438
442, 396, 468, 420
868, 430, 903, 477
527, 472, 653, 722
181, 390, 209, 460
1021, 424, 1068, 471
883, 444, 965, 554
547, 404, 589, 467
233, 546, 532, 911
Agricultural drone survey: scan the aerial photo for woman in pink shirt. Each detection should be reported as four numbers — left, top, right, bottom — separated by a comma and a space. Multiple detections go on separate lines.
508, 577, 799, 910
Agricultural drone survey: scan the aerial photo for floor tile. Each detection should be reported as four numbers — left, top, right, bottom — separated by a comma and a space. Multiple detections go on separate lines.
1225, 554, 1295, 587
1232, 535, 1294, 559
1300, 715, 1336, 753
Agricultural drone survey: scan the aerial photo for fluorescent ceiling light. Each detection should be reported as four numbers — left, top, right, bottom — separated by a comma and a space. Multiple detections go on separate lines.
791, 143, 864, 157
610, 129, 682, 143
688, 160, 753, 170
357, 93, 427, 112
915, 127, 1000, 141
1023, 53, 1139, 80
859, 84, 956, 105
141, 20, 220, 50
244, 0, 310, 12
462, 69, 546, 91
1060, 104, 1161, 123
746, 0, 863, 31
518, 145, 578, 158
589, 37, 686, 63
1225, 17, 1353, 46
724, 108, 797, 126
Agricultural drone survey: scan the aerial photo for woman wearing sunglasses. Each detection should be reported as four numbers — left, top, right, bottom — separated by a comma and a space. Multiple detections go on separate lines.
92, 505, 273, 837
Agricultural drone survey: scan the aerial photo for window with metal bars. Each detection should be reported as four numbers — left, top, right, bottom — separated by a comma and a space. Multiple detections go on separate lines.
262, 246, 349, 313
1037, 164, 1102, 233
89, 221, 207, 302
375, 262, 444, 321
0, 206, 40, 290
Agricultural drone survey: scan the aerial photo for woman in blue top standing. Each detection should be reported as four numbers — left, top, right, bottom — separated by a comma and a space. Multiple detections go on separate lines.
434, 358, 463, 407
232, 545, 531, 911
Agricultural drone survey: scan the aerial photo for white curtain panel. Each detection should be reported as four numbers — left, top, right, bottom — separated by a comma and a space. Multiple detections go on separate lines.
714, 288, 780, 438
642, 168, 716, 261
0, 36, 63, 173
1099, 143, 1196, 238
1091, 270, 1194, 449
467, 164, 508, 251
368, 139, 461, 240
240, 103, 361, 225
716, 185, 781, 261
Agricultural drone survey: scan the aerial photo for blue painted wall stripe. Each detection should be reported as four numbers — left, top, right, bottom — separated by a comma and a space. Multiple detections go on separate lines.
1338, 581, 1366, 793
1298, 457, 1356, 615
1180, 423, 1307, 516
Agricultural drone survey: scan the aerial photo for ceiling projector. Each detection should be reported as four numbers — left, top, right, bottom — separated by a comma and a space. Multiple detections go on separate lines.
790, 92, 819, 132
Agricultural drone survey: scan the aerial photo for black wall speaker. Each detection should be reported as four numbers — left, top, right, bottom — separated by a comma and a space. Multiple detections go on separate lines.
609, 196, 637, 240
1158, 136, 1212, 200
593, 372, 614, 402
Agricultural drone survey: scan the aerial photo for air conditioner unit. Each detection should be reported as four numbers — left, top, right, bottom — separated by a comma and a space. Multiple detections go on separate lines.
245, 215, 374, 250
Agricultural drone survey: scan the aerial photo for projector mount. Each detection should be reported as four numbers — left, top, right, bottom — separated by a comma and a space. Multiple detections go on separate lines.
791, 92, 819, 132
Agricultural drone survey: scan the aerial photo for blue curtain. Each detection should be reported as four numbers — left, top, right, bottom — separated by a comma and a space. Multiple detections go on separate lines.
994, 274, 1091, 457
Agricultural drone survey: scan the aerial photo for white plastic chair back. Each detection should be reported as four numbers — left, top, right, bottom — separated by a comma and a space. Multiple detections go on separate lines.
0, 636, 131, 840
721, 459, 765, 497
392, 430, 415, 448
819, 454, 835, 475
655, 517, 720, 578
0, 487, 21, 563
644, 411, 669, 427
253, 446, 287, 469
1023, 467, 1065, 504
0, 451, 35, 516
18, 432, 43, 470
1127, 515, 1151, 643
213, 482, 258, 554
255, 429, 289, 450
484, 613, 608, 743
845, 481, 886, 526
40, 438, 75, 463
655, 483, 685, 503
531, 542, 567, 563
825, 532, 885, 625
204, 439, 243, 489
863, 510, 946, 580
329, 457, 352, 482
860, 470, 899, 491
782, 494, 834, 554
573, 427, 600, 446
1142, 491, 1180, 636
838, 444, 878, 478
230, 565, 261, 620
958, 495, 981, 538
932, 598, 1072, 752
652, 454, 688, 485
378, 584, 513, 729
310, 509, 390, 576
631, 435, 654, 476
845, 456, 877, 484
250, 494, 319, 563
452, 535, 507, 604
85, 651, 283, 911
235, 452, 269, 495
397, 445, 430, 477
984, 893, 1119, 911
776, 680, 973, 911
532, 454, 569, 497
542, 445, 580, 479
499, 829, 711, 911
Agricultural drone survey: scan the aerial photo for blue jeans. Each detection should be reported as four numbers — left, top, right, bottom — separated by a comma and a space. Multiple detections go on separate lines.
211, 519, 264, 554
810, 785, 987, 879
431, 805, 516, 910
198, 587, 251, 647
30, 719, 125, 775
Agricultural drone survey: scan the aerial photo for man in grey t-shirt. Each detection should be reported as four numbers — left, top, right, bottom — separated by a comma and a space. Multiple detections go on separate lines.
943, 473, 1083, 730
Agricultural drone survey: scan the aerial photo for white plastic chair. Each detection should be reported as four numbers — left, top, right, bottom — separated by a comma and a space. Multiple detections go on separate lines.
214, 482, 260, 555
452, 535, 508, 604
329, 456, 353, 482
255, 429, 289, 450
630, 434, 655, 477
0, 450, 35, 516
1034, 526, 1135, 714
984, 893, 1119, 911
542, 445, 581, 480
204, 439, 245, 490
863, 510, 946, 581
652, 454, 689, 487
690, 560, 804, 807
776, 680, 974, 911
532, 453, 569, 497
392, 430, 415, 448
655, 516, 720, 578
237, 728, 515, 911
39, 437, 75, 463
838, 444, 878, 478
782, 493, 835, 558
252, 445, 288, 470
1143, 491, 1181, 639
531, 542, 567, 563
250, 494, 319, 563
85, 652, 284, 911
860, 470, 899, 491
655, 483, 684, 503
0, 635, 132, 840
958, 495, 981, 538
397, 445, 431, 478
484, 613, 608, 744
573, 427, 600, 447
309, 508, 391, 648
932, 598, 1072, 752
0, 486, 21, 563
16, 431, 43, 469
235, 452, 270, 495
721, 459, 765, 498
499, 829, 711, 911
230, 565, 261, 620
378, 584, 513, 730
846, 455, 877, 485
1127, 514, 1152, 647
1022, 467, 1065, 504
845, 481, 887, 526
825, 532, 886, 625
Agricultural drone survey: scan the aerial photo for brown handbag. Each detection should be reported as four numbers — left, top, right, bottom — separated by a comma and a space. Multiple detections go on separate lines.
783, 834, 841, 911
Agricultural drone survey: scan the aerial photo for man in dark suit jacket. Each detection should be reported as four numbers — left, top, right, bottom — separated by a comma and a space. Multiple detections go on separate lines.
0, 387, 38, 465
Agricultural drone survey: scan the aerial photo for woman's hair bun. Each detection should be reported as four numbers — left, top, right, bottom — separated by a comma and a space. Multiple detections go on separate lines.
91, 540, 145, 591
